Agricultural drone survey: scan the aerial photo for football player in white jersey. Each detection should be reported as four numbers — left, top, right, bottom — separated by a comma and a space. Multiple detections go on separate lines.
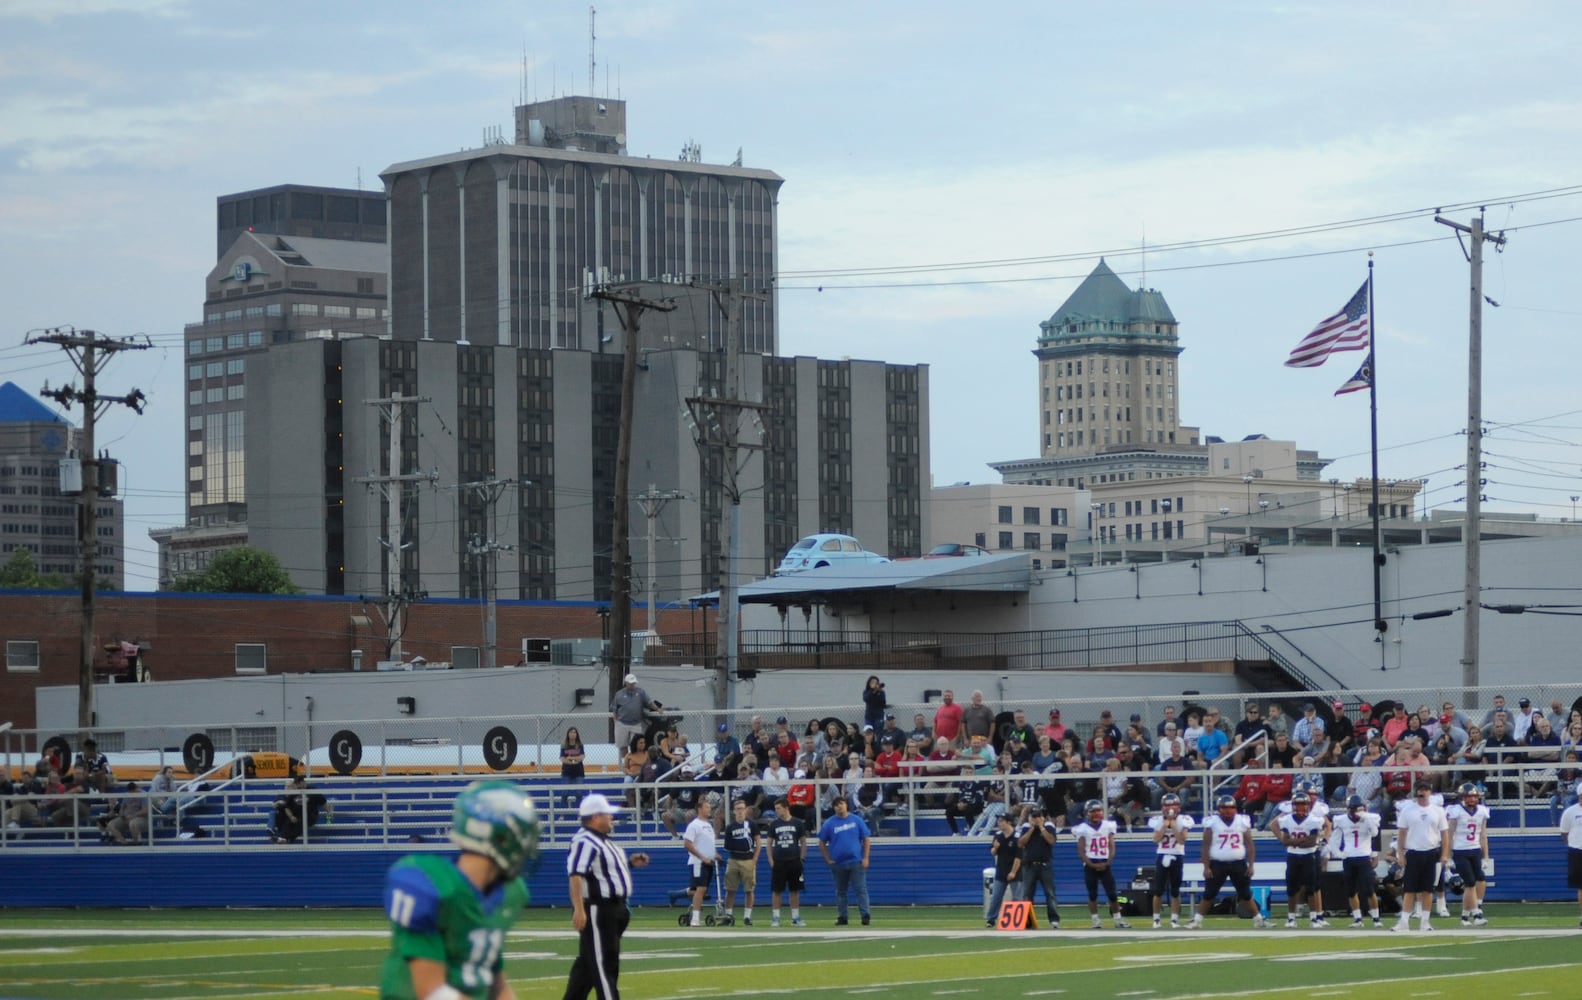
1072, 799, 1130, 928
1445, 782, 1490, 926
1330, 794, 1384, 927
1188, 795, 1267, 929
1148, 793, 1195, 928
1271, 791, 1330, 928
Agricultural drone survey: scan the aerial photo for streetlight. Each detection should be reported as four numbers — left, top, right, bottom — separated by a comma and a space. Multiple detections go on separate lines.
1572, 495, 1579, 522
1242, 474, 1254, 514
1329, 478, 1341, 520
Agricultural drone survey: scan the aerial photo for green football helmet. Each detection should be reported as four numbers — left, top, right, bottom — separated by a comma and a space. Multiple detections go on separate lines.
450, 780, 541, 878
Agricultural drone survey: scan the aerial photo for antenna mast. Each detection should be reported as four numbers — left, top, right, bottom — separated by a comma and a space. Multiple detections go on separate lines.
589, 6, 596, 95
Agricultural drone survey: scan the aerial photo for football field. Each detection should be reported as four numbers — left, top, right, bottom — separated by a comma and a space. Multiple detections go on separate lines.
0, 906, 1579, 999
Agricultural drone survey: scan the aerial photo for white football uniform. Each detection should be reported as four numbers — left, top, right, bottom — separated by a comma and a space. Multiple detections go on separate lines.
1330, 811, 1382, 860
1275, 812, 1328, 856
1445, 803, 1489, 852
1203, 813, 1253, 862
1148, 813, 1196, 856
1073, 819, 1119, 864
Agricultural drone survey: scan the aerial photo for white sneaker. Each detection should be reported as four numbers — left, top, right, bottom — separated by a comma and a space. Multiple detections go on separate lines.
1349, 917, 1364, 928
1436, 905, 1451, 918
792, 917, 806, 927
1253, 916, 1270, 929
771, 917, 781, 928
1419, 920, 1433, 932
1285, 915, 1297, 929
1091, 916, 1103, 928
1311, 917, 1329, 928
1152, 917, 1162, 929
1187, 916, 1203, 929
1473, 912, 1488, 927
1391, 918, 1410, 933
1170, 917, 1181, 929
1113, 917, 1130, 929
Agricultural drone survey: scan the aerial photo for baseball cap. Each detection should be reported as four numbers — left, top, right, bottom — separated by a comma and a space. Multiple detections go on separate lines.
1360, 702, 1372, 713
1414, 778, 1433, 792
1332, 699, 1345, 711
1304, 702, 1317, 711
1439, 714, 1452, 726
578, 793, 622, 818
775, 715, 788, 724
681, 763, 696, 774
884, 713, 896, 721
1519, 697, 1531, 707
1100, 710, 1113, 718
1049, 709, 1061, 718
623, 673, 638, 685
862, 724, 873, 732
718, 723, 730, 733
1129, 713, 1142, 722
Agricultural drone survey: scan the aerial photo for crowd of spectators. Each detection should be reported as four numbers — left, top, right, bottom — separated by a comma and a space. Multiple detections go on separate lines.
614, 676, 1582, 839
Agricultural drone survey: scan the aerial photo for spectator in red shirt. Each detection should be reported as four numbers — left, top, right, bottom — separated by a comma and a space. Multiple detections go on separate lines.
773, 730, 800, 769
933, 690, 964, 747
1256, 758, 1294, 827
1045, 709, 1069, 744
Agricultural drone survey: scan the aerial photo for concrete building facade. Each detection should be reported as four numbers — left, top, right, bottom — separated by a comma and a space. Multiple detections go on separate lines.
928, 481, 1091, 570
245, 341, 929, 603
0, 382, 123, 589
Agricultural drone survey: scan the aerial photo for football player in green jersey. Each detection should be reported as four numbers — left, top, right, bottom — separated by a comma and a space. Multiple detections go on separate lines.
380, 780, 540, 1000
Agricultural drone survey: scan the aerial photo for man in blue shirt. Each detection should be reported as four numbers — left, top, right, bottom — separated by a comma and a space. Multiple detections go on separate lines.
818, 796, 872, 925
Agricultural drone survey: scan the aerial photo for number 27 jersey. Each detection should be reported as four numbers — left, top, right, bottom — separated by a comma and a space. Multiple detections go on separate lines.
1203, 813, 1252, 862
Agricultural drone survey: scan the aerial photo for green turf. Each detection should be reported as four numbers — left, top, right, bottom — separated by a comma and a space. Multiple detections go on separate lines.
0, 905, 1578, 999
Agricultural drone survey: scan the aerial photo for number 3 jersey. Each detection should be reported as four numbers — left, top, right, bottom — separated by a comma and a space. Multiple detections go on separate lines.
380, 853, 530, 1000
1444, 802, 1490, 852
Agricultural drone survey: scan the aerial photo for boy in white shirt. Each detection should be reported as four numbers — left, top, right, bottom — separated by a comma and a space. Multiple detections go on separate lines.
1073, 800, 1130, 928
1148, 793, 1195, 928
1188, 795, 1267, 929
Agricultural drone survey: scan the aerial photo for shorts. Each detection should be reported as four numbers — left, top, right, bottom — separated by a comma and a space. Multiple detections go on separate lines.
1204, 859, 1251, 901
724, 857, 757, 893
1451, 849, 1486, 887
1341, 856, 1377, 899
1152, 854, 1185, 902
771, 857, 805, 893
689, 862, 715, 890
1402, 849, 1440, 894
1284, 853, 1321, 897
1083, 865, 1118, 902
1568, 848, 1582, 891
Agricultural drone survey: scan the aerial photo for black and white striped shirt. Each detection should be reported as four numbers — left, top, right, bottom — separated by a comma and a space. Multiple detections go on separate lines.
566, 826, 633, 901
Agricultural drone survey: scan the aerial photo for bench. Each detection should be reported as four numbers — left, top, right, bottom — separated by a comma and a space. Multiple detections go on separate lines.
1179, 860, 1286, 907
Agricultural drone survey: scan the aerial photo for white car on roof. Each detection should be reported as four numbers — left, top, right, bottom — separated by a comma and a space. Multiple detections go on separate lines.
775, 533, 890, 575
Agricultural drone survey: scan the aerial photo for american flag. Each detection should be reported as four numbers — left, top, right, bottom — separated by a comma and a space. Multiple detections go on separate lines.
1285, 278, 1371, 368
1334, 356, 1372, 396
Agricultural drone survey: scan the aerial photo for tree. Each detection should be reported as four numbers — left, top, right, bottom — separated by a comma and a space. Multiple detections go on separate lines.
0, 547, 72, 590
172, 546, 300, 595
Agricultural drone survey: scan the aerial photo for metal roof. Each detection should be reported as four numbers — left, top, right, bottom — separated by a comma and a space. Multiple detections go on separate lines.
1041, 258, 1178, 330
695, 552, 1033, 606
0, 382, 66, 425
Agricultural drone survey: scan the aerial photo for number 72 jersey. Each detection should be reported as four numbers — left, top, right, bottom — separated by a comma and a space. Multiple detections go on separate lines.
1203, 813, 1253, 861
380, 853, 530, 999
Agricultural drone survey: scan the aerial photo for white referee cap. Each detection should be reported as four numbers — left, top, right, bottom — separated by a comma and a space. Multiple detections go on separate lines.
578, 793, 622, 818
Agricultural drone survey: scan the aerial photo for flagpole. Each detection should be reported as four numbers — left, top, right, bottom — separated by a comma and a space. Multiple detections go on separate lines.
1366, 257, 1385, 666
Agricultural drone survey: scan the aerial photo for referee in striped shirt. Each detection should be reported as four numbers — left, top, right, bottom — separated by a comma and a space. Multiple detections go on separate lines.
564, 793, 649, 1000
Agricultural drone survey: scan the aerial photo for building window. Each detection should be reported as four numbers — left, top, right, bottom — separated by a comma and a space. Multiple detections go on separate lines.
997, 531, 1013, 550
1052, 508, 1067, 526
6, 639, 40, 673
997, 506, 1012, 524
450, 646, 481, 670
1023, 532, 1042, 550
235, 643, 267, 675
974, 532, 986, 548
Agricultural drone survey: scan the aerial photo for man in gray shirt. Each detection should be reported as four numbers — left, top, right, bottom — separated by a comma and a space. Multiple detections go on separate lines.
611, 674, 658, 753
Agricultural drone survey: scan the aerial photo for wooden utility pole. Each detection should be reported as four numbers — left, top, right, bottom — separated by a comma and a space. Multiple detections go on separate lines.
590, 284, 675, 723
686, 277, 767, 711
459, 477, 516, 668
1433, 211, 1506, 704
25, 326, 149, 731
356, 394, 434, 662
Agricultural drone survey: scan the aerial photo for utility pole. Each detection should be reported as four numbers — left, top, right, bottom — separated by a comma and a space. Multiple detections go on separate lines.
459, 477, 516, 668
635, 484, 686, 645
356, 394, 434, 663
25, 326, 148, 732
685, 277, 768, 712
1434, 210, 1506, 705
589, 283, 675, 719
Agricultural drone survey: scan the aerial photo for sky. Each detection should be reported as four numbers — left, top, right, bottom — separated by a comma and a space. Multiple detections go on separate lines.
4, 1, 1582, 591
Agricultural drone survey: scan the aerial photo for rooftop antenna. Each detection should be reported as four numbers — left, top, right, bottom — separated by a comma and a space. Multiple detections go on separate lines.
588, 6, 596, 96
519, 46, 526, 106
1140, 223, 1147, 290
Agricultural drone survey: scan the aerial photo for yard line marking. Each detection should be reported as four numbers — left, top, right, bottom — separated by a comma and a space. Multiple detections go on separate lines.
1152, 961, 1582, 1000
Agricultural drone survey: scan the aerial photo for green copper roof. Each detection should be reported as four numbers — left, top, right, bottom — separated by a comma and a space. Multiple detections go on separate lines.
1041, 259, 1177, 334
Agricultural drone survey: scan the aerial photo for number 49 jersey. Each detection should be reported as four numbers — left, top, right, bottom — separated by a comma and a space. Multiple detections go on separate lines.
380, 853, 530, 1000
1203, 813, 1253, 862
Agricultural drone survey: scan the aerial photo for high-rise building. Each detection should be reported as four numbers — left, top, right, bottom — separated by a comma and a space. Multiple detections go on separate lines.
215, 183, 386, 260
382, 96, 782, 355
0, 382, 123, 589
245, 342, 928, 603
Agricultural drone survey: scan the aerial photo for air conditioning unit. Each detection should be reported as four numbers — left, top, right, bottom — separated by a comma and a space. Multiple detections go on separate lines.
521, 637, 552, 664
